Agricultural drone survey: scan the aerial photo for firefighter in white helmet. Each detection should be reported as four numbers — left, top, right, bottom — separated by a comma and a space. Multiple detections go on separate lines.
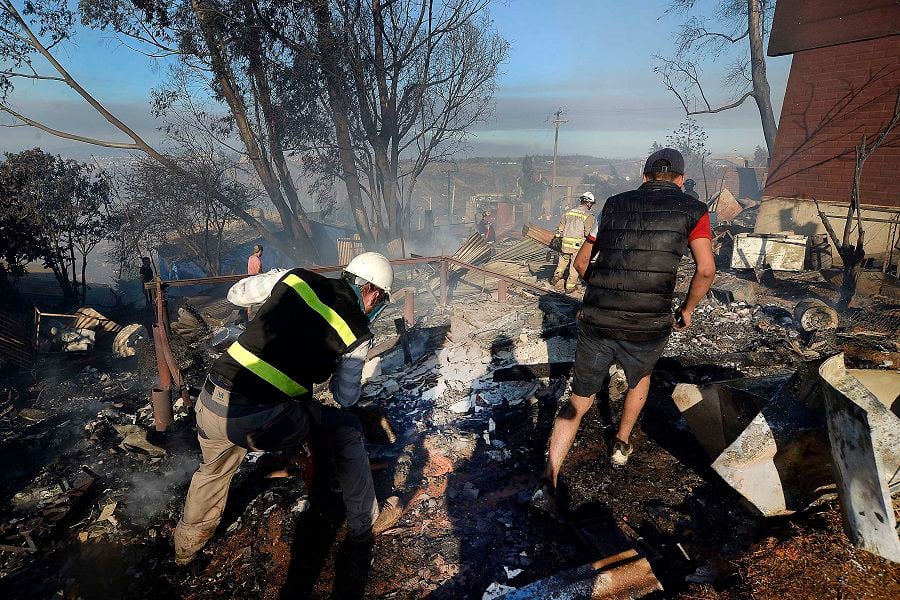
175, 252, 403, 565
552, 192, 597, 292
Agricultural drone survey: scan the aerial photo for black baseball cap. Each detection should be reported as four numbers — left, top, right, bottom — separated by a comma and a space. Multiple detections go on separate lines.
643, 148, 685, 175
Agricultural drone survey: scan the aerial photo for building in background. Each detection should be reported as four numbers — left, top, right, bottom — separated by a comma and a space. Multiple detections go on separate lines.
756, 0, 899, 270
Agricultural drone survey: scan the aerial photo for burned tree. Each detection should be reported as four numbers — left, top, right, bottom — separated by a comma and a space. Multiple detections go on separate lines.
0, 0, 319, 262
655, 0, 778, 157
815, 90, 900, 309
259, 0, 508, 245
111, 152, 258, 278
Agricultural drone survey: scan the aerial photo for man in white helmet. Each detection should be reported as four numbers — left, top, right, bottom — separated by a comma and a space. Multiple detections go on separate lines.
174, 252, 403, 565
551, 192, 596, 292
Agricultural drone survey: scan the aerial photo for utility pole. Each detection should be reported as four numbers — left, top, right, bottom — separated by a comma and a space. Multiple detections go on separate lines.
446, 162, 459, 222
549, 108, 568, 215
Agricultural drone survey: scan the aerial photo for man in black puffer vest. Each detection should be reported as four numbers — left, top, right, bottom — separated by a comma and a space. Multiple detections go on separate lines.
532, 149, 715, 516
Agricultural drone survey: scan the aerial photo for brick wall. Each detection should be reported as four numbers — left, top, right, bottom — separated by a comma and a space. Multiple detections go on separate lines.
763, 35, 900, 207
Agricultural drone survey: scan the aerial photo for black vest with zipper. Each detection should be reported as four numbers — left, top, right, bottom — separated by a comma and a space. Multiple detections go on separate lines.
580, 181, 708, 341
211, 268, 372, 403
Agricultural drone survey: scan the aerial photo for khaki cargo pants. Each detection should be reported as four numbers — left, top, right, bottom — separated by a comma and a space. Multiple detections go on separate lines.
174, 381, 378, 561
553, 252, 580, 290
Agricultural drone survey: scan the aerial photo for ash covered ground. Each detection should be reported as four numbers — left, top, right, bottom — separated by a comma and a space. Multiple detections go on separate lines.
0, 261, 898, 599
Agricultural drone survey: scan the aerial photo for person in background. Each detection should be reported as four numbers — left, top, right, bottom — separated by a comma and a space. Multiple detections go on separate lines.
248, 245, 264, 275
532, 148, 715, 518
139, 257, 154, 310
476, 210, 496, 243
683, 178, 700, 201
246, 245, 265, 319
171, 263, 180, 280
551, 192, 596, 292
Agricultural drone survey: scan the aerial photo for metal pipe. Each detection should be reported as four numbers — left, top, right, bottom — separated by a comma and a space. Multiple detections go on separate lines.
144, 256, 449, 289
151, 387, 173, 432
141, 254, 571, 301
151, 324, 173, 391
445, 257, 569, 297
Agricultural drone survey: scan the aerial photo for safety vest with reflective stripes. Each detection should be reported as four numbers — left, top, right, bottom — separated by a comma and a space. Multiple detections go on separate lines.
211, 268, 372, 402
557, 206, 595, 253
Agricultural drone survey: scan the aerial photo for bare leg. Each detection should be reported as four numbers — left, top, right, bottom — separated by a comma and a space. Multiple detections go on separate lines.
616, 374, 651, 443
543, 393, 595, 487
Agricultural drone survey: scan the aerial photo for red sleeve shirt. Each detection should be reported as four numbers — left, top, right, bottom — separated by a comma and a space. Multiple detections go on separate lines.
688, 212, 712, 242
247, 255, 262, 275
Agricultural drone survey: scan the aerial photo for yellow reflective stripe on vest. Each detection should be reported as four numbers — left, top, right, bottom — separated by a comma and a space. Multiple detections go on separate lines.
565, 211, 589, 220
226, 341, 308, 397
281, 274, 357, 346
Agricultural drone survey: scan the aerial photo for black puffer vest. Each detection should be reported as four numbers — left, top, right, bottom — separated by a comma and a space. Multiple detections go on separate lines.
580, 181, 708, 341
212, 268, 373, 403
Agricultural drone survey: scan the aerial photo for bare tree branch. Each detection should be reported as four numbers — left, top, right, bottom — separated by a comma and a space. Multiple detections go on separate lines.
0, 70, 64, 81
0, 104, 141, 149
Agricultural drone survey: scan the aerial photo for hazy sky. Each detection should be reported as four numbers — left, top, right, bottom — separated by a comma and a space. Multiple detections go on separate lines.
1, 0, 791, 159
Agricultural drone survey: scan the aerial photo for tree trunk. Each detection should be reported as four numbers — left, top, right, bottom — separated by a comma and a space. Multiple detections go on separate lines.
48, 257, 74, 300
373, 144, 401, 239
80, 254, 88, 304
748, 0, 778, 157
308, 0, 376, 247
191, 0, 320, 262
245, 41, 317, 243
838, 243, 865, 309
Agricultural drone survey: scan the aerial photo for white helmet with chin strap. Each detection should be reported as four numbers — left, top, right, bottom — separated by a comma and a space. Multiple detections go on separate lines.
344, 252, 393, 297
580, 191, 595, 204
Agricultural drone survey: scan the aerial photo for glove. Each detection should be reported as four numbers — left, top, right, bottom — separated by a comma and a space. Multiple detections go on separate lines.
348, 404, 397, 445
549, 236, 563, 252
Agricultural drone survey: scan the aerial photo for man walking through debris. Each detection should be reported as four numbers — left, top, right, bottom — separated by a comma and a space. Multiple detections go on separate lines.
533, 148, 715, 515
174, 252, 404, 565
551, 191, 596, 292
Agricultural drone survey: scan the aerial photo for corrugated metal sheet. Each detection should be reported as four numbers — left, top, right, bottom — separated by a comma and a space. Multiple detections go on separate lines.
0, 311, 33, 368
337, 238, 364, 265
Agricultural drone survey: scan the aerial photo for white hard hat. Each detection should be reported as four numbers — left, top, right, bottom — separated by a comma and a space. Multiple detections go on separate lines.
345, 252, 393, 294
580, 191, 595, 203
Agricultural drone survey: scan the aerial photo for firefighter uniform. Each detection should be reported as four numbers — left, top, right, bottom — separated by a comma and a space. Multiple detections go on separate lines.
174, 268, 378, 563
553, 204, 596, 290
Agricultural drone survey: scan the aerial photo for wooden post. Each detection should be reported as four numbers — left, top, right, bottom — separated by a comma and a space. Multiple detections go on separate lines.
498, 279, 508, 303
404, 290, 415, 326
440, 260, 448, 306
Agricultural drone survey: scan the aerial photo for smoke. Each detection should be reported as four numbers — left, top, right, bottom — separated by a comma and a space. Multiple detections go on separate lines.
121, 452, 198, 526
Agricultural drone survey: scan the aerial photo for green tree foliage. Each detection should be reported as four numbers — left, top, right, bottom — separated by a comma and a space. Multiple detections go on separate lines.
110, 150, 258, 278
3, 1, 507, 257
667, 117, 711, 197
0, 149, 113, 303
752, 144, 768, 167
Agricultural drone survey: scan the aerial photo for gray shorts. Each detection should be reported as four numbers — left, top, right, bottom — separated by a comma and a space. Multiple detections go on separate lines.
571, 321, 669, 397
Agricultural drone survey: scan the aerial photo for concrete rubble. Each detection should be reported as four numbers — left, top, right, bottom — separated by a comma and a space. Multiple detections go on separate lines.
1, 241, 898, 597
